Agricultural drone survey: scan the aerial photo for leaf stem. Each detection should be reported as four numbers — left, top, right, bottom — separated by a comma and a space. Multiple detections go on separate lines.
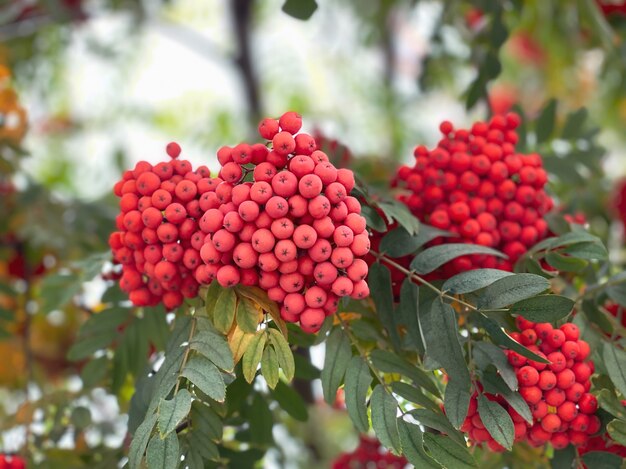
174, 316, 197, 395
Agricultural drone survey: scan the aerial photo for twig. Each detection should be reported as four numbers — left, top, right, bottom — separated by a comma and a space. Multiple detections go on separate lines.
173, 316, 197, 395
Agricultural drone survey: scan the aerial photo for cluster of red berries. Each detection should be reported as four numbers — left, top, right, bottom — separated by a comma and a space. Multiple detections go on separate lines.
109, 143, 209, 310
463, 320, 599, 451
393, 114, 554, 276
109, 112, 369, 332
331, 435, 407, 469
197, 112, 369, 333
0, 455, 25, 469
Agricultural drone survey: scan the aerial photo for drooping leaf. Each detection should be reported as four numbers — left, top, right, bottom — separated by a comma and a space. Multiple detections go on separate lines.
268, 328, 295, 382
581, 451, 623, 469
190, 401, 222, 441
535, 99, 557, 143
158, 389, 192, 438
390, 381, 440, 413
270, 380, 309, 421
408, 408, 465, 446
478, 314, 550, 363
236, 297, 262, 333
477, 394, 514, 450
321, 328, 352, 404
398, 279, 423, 353
213, 287, 237, 334
227, 324, 256, 365
478, 274, 550, 310
603, 342, 626, 398
397, 420, 442, 468
344, 356, 372, 433
182, 356, 226, 402
129, 413, 158, 469
370, 384, 400, 453
261, 346, 279, 389
423, 433, 477, 469
472, 342, 517, 391
146, 432, 180, 469
607, 419, 626, 446
242, 331, 267, 384
442, 269, 514, 295
481, 369, 533, 424
369, 349, 439, 396
411, 244, 505, 275
192, 318, 234, 372
368, 262, 401, 349
509, 295, 574, 323
378, 201, 420, 235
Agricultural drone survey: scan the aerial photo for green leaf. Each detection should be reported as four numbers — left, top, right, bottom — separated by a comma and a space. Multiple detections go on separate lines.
481, 369, 533, 424
408, 408, 465, 446
478, 274, 550, 310
603, 342, 626, 398
70, 407, 92, 430
545, 251, 588, 272
442, 269, 514, 295
380, 226, 422, 257
561, 108, 588, 139
477, 394, 514, 450
607, 283, 626, 308
562, 241, 608, 261
344, 356, 372, 433
146, 432, 179, 469
535, 99, 557, 143
80, 356, 108, 387
368, 263, 401, 349
378, 201, 420, 235
203, 281, 222, 318
390, 382, 440, 413
411, 244, 505, 275
40, 272, 82, 313
190, 401, 222, 441
478, 314, 550, 363
370, 349, 439, 396
128, 412, 158, 469
472, 342, 517, 391
398, 279, 423, 354
550, 445, 576, 469
192, 318, 234, 372
268, 328, 295, 382
270, 380, 309, 421
607, 419, 626, 446
597, 389, 626, 420
242, 331, 267, 384
581, 451, 622, 469
370, 384, 400, 453
248, 393, 274, 446
282, 0, 318, 20
236, 297, 261, 333
182, 356, 226, 402
510, 295, 574, 323
214, 287, 237, 334
362, 205, 387, 232
261, 346, 279, 389
321, 328, 352, 404
419, 299, 470, 428
397, 420, 442, 468
423, 433, 477, 469
158, 389, 192, 438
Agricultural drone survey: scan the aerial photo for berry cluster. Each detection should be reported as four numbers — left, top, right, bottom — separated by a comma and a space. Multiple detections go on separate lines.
0, 454, 25, 469
462, 320, 599, 451
393, 114, 554, 276
109, 143, 209, 310
198, 112, 370, 333
507, 319, 599, 449
331, 435, 407, 469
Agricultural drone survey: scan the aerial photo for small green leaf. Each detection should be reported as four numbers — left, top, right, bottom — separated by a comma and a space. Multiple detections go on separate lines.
561, 108, 588, 139
442, 269, 514, 295
282, 0, 318, 20
397, 420, 442, 468
411, 244, 505, 275
370, 349, 439, 396
270, 380, 309, 421
535, 99, 557, 143
182, 356, 226, 402
551, 445, 576, 469
70, 407, 92, 430
391, 381, 440, 413
607, 283, 626, 308
510, 295, 574, 323
562, 241, 608, 261
128, 412, 157, 469
607, 419, 626, 446
408, 408, 465, 446
321, 328, 352, 404
545, 251, 588, 272
477, 394, 514, 450
472, 342, 517, 391
398, 279, 423, 354
344, 356, 372, 433
478, 274, 550, 310
378, 201, 420, 235
268, 328, 295, 382
597, 389, 626, 420
236, 297, 262, 333
380, 226, 422, 257
370, 384, 400, 453
423, 433, 477, 469
368, 262, 401, 349
214, 287, 237, 334
603, 342, 626, 398
242, 331, 267, 384
478, 314, 550, 363
581, 451, 622, 469
481, 369, 533, 424
192, 318, 234, 372
158, 389, 192, 438
190, 401, 222, 441
146, 432, 180, 469
362, 205, 387, 232
261, 346, 279, 389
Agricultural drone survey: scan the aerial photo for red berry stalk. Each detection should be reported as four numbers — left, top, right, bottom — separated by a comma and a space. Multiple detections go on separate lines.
393, 113, 554, 276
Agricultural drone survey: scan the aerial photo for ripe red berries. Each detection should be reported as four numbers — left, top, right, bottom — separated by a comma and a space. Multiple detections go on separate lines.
393, 113, 554, 276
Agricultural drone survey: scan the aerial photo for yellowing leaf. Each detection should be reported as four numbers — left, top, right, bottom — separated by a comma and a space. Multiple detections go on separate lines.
227, 324, 256, 364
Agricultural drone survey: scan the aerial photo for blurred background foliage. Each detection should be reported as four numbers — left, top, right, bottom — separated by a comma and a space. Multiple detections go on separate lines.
0, 0, 626, 467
